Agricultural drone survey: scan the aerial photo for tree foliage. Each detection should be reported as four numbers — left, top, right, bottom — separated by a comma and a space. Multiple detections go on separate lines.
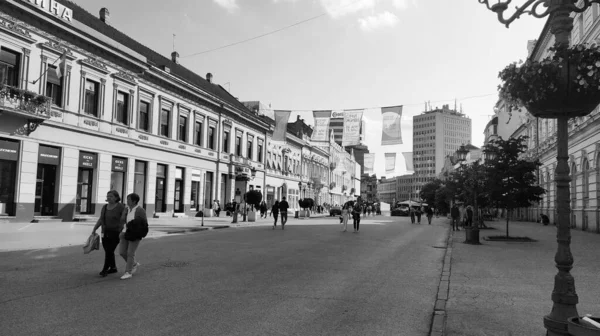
420, 179, 443, 206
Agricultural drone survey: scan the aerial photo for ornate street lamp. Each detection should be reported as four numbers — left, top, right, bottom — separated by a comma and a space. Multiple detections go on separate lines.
483, 148, 496, 162
477, 1, 600, 334
456, 144, 469, 162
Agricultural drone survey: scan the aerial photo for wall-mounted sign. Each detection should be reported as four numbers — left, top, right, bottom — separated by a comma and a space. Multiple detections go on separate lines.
0, 139, 19, 161
21, 0, 73, 23
111, 157, 127, 172
79, 152, 97, 169
38, 145, 60, 165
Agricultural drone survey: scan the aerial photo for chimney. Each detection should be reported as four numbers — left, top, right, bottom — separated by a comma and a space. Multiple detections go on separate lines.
171, 51, 179, 64
99, 8, 110, 24
297, 115, 301, 121
206, 73, 213, 83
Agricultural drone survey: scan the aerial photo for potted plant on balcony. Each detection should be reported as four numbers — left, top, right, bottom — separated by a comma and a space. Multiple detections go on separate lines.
245, 189, 262, 222
0, 84, 51, 115
498, 44, 600, 118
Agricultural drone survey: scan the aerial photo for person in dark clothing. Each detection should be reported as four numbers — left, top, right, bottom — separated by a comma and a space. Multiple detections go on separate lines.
466, 206, 474, 227
271, 201, 280, 229
92, 190, 126, 277
425, 206, 434, 225
279, 197, 290, 229
352, 203, 362, 233
540, 213, 550, 226
415, 206, 422, 224
259, 201, 267, 218
450, 204, 461, 231
410, 206, 416, 224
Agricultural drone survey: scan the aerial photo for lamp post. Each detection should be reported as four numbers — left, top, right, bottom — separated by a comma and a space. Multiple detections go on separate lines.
478, 1, 600, 334
456, 145, 482, 244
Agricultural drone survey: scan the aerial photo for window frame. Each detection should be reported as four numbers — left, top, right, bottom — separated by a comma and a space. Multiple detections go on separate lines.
178, 113, 188, 142
246, 134, 254, 160
207, 118, 217, 150
160, 107, 171, 138
115, 90, 129, 125
138, 100, 151, 132
194, 113, 205, 147
0, 46, 21, 88
137, 89, 155, 133
45, 64, 63, 107
83, 78, 100, 117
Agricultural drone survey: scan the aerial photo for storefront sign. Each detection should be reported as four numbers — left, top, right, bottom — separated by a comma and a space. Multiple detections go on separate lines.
111, 157, 127, 172
79, 152, 97, 169
21, 0, 73, 23
191, 169, 201, 182
38, 145, 60, 165
0, 139, 19, 161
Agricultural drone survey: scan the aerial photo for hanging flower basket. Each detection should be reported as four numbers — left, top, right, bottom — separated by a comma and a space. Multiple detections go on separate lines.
498, 44, 600, 119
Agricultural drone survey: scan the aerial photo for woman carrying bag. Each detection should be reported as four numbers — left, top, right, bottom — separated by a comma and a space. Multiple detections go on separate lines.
92, 190, 126, 277
119, 193, 148, 280
340, 203, 350, 232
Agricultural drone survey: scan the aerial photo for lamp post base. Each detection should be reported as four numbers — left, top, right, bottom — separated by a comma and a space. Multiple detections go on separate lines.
544, 314, 573, 336
464, 226, 481, 245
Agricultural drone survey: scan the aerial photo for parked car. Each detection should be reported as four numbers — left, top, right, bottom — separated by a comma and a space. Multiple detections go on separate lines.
391, 205, 410, 216
329, 206, 342, 216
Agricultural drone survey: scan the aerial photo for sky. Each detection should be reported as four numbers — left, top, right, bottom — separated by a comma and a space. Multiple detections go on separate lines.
75, 0, 546, 178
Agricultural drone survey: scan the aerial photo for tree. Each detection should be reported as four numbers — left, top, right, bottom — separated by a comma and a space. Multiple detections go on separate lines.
245, 190, 263, 211
434, 186, 452, 214
420, 179, 443, 207
483, 136, 546, 237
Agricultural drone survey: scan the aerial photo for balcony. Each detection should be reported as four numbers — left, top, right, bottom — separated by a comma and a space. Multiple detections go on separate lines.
0, 84, 51, 135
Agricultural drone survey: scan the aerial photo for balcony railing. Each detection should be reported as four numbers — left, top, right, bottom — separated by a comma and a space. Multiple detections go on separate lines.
0, 84, 51, 119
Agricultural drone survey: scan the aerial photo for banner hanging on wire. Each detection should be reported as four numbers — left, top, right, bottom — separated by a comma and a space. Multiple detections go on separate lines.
403, 152, 413, 171
342, 109, 363, 146
385, 153, 396, 174
381, 105, 403, 146
311, 110, 331, 142
273, 110, 291, 142
364, 153, 375, 174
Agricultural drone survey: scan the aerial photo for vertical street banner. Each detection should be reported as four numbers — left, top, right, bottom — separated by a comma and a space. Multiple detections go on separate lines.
311, 110, 331, 142
273, 110, 291, 142
385, 153, 396, 174
402, 152, 413, 171
342, 109, 363, 146
364, 153, 375, 174
381, 105, 403, 145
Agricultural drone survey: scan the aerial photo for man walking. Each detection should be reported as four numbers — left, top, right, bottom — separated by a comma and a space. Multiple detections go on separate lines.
279, 196, 290, 229
451, 204, 461, 231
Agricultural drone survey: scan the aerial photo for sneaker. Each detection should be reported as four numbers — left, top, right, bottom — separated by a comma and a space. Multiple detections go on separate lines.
120, 272, 132, 280
132, 262, 140, 274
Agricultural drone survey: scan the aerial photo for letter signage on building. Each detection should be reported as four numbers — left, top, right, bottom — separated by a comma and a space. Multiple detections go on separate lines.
38, 145, 60, 165
0, 139, 19, 161
111, 157, 127, 172
79, 152, 97, 169
21, 0, 73, 23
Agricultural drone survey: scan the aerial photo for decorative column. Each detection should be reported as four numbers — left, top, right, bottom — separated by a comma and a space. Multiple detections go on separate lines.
79, 71, 86, 113
112, 83, 118, 122
64, 65, 72, 108
129, 89, 135, 127
21, 48, 30, 90
38, 55, 48, 94
100, 78, 106, 117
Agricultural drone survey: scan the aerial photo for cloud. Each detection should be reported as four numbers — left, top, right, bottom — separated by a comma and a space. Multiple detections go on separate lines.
319, 0, 376, 18
213, 0, 239, 12
358, 11, 399, 31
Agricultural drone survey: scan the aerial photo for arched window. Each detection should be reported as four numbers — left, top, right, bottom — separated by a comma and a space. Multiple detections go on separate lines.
546, 171, 552, 210
583, 159, 590, 208
571, 161, 577, 210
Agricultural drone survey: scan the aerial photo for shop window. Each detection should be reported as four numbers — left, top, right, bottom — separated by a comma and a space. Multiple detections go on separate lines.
160, 108, 170, 137
116, 91, 129, 125
0, 47, 20, 87
84, 79, 99, 116
138, 101, 150, 132
45, 65, 62, 107
178, 115, 187, 142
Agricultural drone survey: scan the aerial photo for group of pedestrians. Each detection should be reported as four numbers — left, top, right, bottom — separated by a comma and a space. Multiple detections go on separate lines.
339, 201, 363, 233
92, 190, 149, 280
450, 203, 475, 231
409, 205, 434, 225
269, 197, 290, 229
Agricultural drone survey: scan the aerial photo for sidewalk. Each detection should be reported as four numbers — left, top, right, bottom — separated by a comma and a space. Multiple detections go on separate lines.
0, 212, 329, 252
444, 220, 600, 335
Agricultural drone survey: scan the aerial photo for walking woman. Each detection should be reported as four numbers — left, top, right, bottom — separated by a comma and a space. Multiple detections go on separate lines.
271, 200, 280, 229
119, 193, 148, 280
352, 202, 362, 233
92, 190, 126, 277
340, 203, 350, 232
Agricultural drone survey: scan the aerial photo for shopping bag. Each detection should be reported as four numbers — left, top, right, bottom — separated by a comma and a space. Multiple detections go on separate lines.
83, 233, 100, 254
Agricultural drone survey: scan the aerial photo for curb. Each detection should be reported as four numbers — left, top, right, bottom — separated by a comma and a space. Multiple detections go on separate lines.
428, 223, 454, 336
162, 225, 230, 234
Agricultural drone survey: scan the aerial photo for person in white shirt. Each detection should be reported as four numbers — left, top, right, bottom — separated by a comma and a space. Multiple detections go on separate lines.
119, 193, 148, 280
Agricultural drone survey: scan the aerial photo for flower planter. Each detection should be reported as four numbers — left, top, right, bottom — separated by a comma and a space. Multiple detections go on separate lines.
248, 210, 256, 222
568, 317, 600, 336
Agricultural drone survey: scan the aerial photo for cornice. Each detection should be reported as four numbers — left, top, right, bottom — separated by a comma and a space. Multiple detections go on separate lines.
0, 15, 36, 43
79, 58, 110, 74
39, 40, 76, 59
112, 71, 138, 86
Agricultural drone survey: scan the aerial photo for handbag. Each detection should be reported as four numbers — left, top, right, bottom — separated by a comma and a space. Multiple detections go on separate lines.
83, 233, 100, 254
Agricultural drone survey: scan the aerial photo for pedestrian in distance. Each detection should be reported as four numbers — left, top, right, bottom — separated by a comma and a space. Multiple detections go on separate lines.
352, 202, 362, 233
466, 205, 474, 227
340, 203, 350, 232
416, 206, 422, 224
409, 206, 416, 224
213, 200, 221, 217
259, 201, 267, 218
271, 200, 280, 229
279, 197, 290, 229
540, 213, 550, 226
451, 204, 461, 231
92, 190, 126, 277
425, 206, 434, 225
119, 193, 148, 280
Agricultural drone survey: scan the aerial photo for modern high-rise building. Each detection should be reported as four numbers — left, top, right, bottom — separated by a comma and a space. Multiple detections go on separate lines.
412, 104, 472, 185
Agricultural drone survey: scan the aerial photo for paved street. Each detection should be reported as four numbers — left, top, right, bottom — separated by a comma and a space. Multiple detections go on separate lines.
0, 215, 449, 336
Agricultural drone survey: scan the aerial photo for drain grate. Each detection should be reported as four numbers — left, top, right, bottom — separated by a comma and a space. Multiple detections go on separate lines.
162, 261, 190, 267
